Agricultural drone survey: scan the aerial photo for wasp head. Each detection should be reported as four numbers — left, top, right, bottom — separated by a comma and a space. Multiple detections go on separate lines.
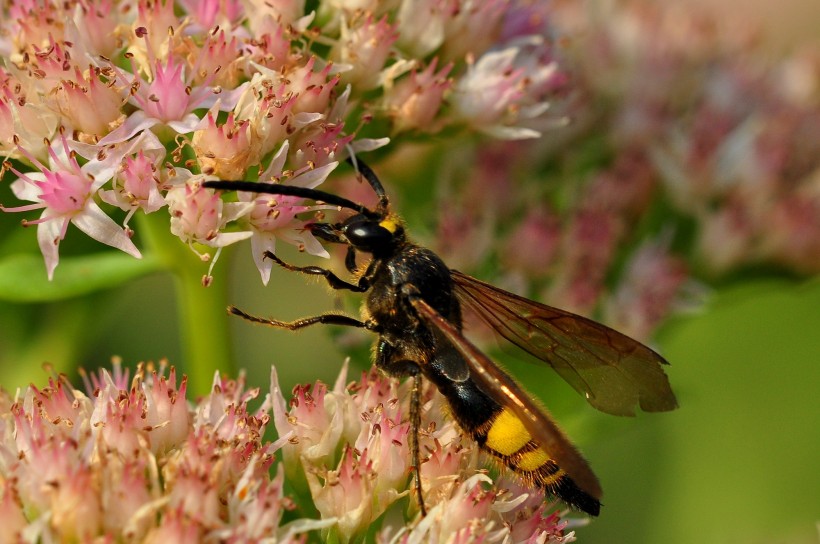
202, 157, 399, 254
310, 212, 405, 256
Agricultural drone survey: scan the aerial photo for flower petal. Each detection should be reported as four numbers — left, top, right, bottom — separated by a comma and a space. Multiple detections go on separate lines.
291, 161, 338, 189
10, 174, 46, 202
250, 233, 276, 285
36, 213, 65, 280
72, 202, 142, 258
97, 111, 157, 146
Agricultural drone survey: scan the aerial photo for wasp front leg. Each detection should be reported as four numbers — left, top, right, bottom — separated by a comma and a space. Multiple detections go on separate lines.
263, 250, 368, 292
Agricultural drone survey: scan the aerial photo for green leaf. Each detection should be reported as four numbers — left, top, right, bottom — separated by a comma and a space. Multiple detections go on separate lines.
0, 252, 162, 302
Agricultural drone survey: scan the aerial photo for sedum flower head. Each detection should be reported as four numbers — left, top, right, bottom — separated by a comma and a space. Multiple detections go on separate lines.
0, 0, 565, 280
270, 362, 581, 543
0, 360, 580, 542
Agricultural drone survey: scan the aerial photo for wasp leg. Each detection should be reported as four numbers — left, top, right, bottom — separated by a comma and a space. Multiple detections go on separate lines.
344, 246, 358, 273
264, 250, 368, 292
228, 305, 378, 331
374, 340, 428, 515
410, 372, 428, 517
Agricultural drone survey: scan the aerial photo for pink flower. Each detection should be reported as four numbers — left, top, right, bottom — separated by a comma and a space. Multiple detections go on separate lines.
210, 141, 338, 284
333, 14, 399, 91
178, 0, 244, 31
99, 51, 244, 145
290, 122, 355, 168
384, 58, 453, 134
310, 446, 379, 540
166, 175, 254, 253
0, 486, 27, 542
286, 56, 341, 115
501, 206, 561, 279
546, 209, 621, 315
65, 0, 120, 59
1, 134, 141, 279
48, 465, 104, 540
132, 0, 180, 61
51, 65, 128, 142
184, 29, 245, 88
270, 365, 343, 467
192, 111, 259, 179
271, 365, 412, 540
417, 434, 472, 507
603, 239, 692, 341
235, 75, 320, 160
438, 0, 508, 62
451, 38, 561, 139
8, 1, 63, 53
761, 191, 820, 274
393, 0, 507, 62
243, 23, 293, 73
19, 37, 75, 95
91, 129, 168, 229
144, 366, 191, 454
9, 380, 103, 541
143, 507, 203, 544
0, 361, 329, 540
0, 69, 58, 159
243, 0, 307, 30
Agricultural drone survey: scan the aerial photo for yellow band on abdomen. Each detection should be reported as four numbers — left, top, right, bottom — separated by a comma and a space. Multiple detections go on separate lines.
485, 409, 531, 456
515, 448, 551, 471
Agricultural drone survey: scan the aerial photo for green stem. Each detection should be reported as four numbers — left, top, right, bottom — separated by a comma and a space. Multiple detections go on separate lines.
137, 212, 234, 395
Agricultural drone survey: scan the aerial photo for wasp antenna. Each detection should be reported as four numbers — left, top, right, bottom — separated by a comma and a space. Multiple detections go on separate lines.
203, 180, 379, 218
346, 156, 389, 211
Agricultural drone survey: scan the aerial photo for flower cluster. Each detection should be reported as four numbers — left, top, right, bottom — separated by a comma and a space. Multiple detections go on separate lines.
429, 144, 696, 342
0, 361, 310, 541
423, 0, 820, 341
0, 360, 579, 542
272, 362, 579, 543
0, 0, 566, 282
561, 0, 820, 275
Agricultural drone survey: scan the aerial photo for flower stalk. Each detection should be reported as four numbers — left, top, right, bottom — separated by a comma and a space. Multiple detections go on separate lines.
136, 210, 233, 394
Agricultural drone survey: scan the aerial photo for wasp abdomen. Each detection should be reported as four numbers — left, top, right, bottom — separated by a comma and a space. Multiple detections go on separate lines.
440, 378, 602, 516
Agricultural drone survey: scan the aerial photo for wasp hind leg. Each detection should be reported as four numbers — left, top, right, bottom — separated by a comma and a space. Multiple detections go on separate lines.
375, 341, 429, 516
409, 372, 428, 517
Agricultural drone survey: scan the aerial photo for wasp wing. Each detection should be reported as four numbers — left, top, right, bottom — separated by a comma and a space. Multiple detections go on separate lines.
451, 270, 677, 416
408, 295, 603, 500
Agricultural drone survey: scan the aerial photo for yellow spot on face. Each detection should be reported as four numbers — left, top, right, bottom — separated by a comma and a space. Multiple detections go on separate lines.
379, 218, 398, 233
485, 409, 531, 456
516, 448, 551, 471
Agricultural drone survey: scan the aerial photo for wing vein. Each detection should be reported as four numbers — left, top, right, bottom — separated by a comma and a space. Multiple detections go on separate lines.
451, 270, 677, 415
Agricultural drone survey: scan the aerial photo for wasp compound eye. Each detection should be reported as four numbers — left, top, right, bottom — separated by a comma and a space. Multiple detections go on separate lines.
344, 220, 394, 252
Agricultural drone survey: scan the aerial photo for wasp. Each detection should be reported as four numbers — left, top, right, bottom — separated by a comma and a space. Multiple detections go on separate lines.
203, 160, 677, 517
